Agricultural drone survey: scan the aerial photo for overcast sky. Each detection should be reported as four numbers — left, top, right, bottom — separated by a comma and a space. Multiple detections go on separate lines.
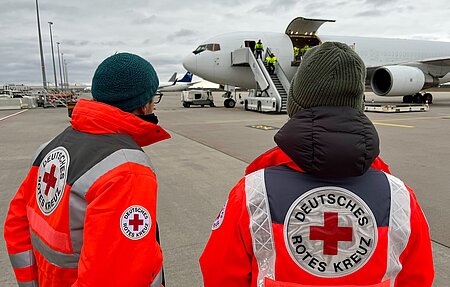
2, 0, 450, 86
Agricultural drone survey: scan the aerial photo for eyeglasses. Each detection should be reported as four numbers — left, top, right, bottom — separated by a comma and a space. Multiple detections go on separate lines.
153, 93, 163, 104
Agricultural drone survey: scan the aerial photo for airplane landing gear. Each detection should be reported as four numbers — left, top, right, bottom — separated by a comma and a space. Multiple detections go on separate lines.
414, 93, 425, 104
403, 95, 413, 103
404, 93, 433, 104
223, 91, 236, 108
423, 92, 433, 104
224, 98, 236, 108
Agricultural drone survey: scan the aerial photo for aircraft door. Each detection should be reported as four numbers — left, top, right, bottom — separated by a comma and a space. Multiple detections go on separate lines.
244, 40, 256, 54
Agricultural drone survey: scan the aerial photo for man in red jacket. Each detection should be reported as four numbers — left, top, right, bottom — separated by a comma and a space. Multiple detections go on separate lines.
200, 42, 434, 287
4, 53, 170, 287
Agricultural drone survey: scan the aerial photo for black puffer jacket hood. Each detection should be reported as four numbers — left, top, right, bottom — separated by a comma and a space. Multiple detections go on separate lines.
274, 106, 379, 178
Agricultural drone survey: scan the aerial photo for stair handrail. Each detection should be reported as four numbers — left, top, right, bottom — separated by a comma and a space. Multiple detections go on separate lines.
275, 62, 290, 94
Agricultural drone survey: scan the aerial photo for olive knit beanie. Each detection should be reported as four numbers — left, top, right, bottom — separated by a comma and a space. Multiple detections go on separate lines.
287, 42, 366, 117
92, 52, 159, 112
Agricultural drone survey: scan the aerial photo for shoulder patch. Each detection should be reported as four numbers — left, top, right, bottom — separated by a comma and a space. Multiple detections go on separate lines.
284, 186, 378, 278
120, 205, 152, 240
212, 200, 228, 230
36, 146, 70, 216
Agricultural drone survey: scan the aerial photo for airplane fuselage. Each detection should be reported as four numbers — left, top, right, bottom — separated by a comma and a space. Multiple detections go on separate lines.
183, 31, 450, 91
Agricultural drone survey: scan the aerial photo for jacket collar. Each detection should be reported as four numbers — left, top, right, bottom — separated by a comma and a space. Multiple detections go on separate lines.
274, 106, 380, 178
246, 147, 391, 176
70, 99, 170, 147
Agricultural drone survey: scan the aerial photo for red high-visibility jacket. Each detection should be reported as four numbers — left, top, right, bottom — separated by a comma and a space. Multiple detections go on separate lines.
4, 99, 170, 287
200, 148, 434, 287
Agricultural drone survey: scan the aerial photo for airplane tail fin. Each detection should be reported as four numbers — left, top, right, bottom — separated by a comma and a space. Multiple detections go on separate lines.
178, 72, 193, 83
168, 72, 177, 82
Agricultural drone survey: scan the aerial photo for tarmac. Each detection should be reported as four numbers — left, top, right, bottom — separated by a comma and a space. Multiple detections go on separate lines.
0, 91, 449, 286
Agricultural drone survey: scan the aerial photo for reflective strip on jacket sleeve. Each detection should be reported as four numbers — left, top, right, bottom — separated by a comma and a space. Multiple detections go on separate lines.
9, 250, 35, 269
28, 148, 154, 269
70, 148, 155, 253
150, 267, 163, 287
17, 280, 39, 287
382, 173, 411, 286
245, 169, 276, 287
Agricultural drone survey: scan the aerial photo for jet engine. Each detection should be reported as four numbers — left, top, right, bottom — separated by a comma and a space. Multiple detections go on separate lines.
370, 66, 425, 96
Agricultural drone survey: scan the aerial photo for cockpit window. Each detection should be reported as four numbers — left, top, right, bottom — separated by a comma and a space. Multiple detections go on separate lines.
193, 44, 207, 54
193, 43, 221, 54
212, 44, 221, 51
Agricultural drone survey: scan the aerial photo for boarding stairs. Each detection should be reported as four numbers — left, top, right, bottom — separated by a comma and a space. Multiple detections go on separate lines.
265, 63, 288, 111
231, 47, 289, 112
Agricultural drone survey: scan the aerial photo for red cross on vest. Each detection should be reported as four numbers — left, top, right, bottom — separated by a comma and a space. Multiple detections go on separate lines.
129, 214, 144, 231
310, 212, 353, 255
43, 164, 57, 196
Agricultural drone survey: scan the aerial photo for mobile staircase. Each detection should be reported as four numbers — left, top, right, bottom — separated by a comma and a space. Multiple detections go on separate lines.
231, 47, 289, 112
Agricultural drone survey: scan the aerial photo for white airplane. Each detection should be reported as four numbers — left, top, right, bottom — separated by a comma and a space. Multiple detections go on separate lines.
182, 17, 450, 111
158, 72, 178, 89
158, 72, 199, 93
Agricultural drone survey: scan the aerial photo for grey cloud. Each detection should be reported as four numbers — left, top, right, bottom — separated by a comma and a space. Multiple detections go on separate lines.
251, 0, 299, 13
355, 10, 383, 17
363, 0, 393, 6
166, 29, 198, 42
3, 0, 450, 84
133, 15, 158, 25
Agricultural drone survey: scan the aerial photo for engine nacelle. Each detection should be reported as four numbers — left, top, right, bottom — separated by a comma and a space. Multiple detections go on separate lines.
370, 66, 425, 96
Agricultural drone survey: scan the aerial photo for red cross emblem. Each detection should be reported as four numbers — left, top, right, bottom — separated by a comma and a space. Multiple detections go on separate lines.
310, 212, 353, 255
43, 164, 57, 196
128, 214, 144, 231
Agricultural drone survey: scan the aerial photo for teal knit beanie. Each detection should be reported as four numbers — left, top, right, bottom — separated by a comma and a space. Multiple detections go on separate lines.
92, 53, 159, 112
287, 42, 366, 117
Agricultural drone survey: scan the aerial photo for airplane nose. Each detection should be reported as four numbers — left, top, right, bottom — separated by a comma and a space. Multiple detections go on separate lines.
182, 53, 197, 73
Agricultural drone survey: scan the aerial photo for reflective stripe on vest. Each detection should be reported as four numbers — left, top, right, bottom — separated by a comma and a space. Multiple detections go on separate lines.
69, 148, 155, 253
382, 173, 411, 286
29, 148, 154, 269
245, 169, 412, 286
150, 267, 163, 287
9, 250, 35, 269
30, 229, 79, 268
18, 280, 39, 287
245, 169, 276, 287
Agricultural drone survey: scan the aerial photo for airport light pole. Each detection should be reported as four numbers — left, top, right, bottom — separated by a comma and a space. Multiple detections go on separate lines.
64, 60, 70, 90
48, 22, 58, 90
61, 53, 66, 89
56, 42, 64, 91
35, 0, 47, 90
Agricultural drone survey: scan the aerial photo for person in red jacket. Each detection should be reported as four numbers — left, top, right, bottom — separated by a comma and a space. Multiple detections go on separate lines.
200, 42, 434, 287
4, 52, 170, 287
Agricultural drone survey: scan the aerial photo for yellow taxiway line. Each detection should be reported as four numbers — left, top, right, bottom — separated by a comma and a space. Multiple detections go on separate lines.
372, 122, 414, 128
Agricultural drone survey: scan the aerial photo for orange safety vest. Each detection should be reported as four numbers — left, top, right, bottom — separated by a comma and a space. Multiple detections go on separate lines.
4, 99, 170, 287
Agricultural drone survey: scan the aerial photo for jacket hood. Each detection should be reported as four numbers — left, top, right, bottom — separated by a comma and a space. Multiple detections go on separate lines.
70, 99, 170, 147
274, 106, 379, 178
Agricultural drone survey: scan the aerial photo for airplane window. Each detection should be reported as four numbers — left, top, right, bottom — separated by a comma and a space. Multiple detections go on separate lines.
213, 44, 221, 51
206, 44, 214, 51
193, 44, 207, 54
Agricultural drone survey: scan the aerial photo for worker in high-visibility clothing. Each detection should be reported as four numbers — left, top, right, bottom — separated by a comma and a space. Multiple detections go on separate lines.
4, 53, 171, 287
293, 46, 300, 61
265, 53, 277, 75
255, 40, 264, 60
299, 44, 310, 60
200, 42, 434, 287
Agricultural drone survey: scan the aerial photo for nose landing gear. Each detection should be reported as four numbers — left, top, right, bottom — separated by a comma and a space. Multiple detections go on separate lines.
223, 91, 236, 108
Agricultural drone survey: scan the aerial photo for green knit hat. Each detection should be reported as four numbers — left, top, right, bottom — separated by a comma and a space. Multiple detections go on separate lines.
92, 52, 159, 112
287, 42, 366, 117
